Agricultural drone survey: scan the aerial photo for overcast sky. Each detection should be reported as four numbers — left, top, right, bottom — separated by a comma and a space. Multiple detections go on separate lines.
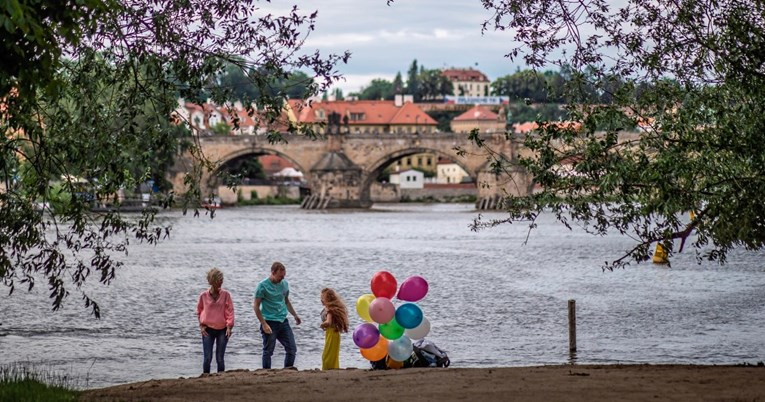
274, 1, 525, 94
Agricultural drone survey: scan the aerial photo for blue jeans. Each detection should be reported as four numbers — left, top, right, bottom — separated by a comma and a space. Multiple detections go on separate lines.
202, 327, 228, 373
261, 319, 296, 369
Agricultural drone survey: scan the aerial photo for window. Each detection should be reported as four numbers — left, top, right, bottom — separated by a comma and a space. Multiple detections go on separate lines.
406, 158, 412, 165
427, 158, 432, 166
406, 176, 411, 182
417, 157, 422, 166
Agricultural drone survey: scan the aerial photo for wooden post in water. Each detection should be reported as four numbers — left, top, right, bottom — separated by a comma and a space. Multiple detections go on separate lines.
568, 299, 577, 353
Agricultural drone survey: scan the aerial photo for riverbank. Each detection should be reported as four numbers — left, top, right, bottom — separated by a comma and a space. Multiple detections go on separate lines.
81, 364, 765, 401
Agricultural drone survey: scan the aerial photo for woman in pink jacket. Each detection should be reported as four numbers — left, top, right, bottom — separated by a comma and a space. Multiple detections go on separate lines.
196, 268, 235, 373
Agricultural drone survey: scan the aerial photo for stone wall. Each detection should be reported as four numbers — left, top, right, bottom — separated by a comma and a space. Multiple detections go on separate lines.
370, 182, 399, 202
401, 184, 476, 202
218, 185, 300, 204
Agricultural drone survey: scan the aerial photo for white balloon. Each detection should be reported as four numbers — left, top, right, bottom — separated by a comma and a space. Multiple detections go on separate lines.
404, 316, 430, 340
387, 335, 413, 362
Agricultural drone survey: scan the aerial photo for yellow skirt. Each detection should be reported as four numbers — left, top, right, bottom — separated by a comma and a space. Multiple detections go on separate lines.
322, 329, 340, 370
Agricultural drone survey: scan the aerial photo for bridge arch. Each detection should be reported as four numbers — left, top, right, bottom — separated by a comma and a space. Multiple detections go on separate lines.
366, 147, 478, 178
205, 147, 310, 188
215, 147, 308, 175
170, 133, 534, 208
360, 146, 479, 203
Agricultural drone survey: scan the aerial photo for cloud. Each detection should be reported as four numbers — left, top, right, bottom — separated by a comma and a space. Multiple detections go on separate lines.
331, 73, 397, 95
305, 33, 376, 47
261, 1, 532, 93
305, 28, 469, 48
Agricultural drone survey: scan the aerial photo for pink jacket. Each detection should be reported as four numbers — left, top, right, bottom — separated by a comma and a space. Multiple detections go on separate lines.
196, 289, 235, 330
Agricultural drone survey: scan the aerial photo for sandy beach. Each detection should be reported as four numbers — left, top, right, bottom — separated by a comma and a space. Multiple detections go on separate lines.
81, 364, 765, 401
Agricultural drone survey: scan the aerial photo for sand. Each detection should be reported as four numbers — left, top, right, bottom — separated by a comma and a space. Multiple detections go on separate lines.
80, 364, 765, 401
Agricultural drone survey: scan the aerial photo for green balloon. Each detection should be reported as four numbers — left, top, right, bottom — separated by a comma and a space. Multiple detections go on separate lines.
379, 318, 405, 340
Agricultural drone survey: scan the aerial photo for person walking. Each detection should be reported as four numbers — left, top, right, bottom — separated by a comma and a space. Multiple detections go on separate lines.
196, 267, 235, 374
253, 261, 301, 369
319, 288, 349, 370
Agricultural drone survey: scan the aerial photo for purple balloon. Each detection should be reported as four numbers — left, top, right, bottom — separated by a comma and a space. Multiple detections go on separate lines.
397, 275, 429, 302
353, 323, 380, 349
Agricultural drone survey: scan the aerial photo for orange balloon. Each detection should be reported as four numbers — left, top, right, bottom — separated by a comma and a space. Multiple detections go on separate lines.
360, 337, 389, 361
386, 355, 404, 370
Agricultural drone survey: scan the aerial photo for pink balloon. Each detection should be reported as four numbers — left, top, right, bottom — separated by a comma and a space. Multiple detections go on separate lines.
397, 275, 429, 302
368, 297, 395, 324
371, 271, 397, 299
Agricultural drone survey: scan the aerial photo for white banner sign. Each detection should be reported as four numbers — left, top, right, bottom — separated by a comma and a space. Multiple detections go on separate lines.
445, 96, 510, 105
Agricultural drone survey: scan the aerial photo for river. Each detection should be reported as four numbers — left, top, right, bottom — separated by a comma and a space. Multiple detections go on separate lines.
1, 203, 763, 389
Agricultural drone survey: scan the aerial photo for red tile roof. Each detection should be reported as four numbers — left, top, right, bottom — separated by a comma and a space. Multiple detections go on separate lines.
259, 154, 294, 174
452, 105, 499, 122
442, 68, 489, 82
287, 100, 437, 126
513, 121, 582, 134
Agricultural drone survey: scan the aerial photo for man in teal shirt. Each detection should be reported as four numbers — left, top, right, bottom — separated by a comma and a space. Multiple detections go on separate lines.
253, 261, 302, 368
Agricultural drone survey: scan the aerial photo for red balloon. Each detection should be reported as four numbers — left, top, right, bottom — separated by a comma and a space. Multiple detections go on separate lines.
370, 271, 397, 298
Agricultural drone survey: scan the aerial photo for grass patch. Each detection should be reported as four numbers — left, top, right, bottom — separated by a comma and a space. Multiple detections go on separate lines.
0, 363, 81, 402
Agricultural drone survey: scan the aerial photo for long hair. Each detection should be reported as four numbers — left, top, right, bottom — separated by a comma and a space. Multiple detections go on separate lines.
321, 288, 349, 333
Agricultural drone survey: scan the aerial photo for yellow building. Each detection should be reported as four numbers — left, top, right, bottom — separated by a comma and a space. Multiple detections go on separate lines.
451, 105, 506, 134
442, 68, 491, 97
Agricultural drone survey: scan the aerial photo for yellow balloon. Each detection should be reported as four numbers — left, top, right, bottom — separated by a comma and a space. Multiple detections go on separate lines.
356, 293, 375, 323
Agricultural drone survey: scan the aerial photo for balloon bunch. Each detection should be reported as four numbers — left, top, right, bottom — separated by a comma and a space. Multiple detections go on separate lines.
353, 271, 431, 364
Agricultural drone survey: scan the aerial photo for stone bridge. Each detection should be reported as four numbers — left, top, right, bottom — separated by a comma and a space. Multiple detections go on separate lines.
168, 131, 533, 209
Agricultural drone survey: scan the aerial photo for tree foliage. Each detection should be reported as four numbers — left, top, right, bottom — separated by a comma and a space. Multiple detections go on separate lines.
1, 0, 347, 316
471, 0, 765, 267
217, 65, 316, 103
418, 69, 453, 101
353, 78, 395, 100
406, 59, 420, 101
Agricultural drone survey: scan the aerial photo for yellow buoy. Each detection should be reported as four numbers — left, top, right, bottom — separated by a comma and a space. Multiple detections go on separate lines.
652, 243, 669, 264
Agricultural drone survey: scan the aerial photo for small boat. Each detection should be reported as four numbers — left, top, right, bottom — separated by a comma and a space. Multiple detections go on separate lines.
202, 196, 222, 209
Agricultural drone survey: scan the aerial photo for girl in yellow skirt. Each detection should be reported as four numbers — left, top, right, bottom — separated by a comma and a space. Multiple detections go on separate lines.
319, 288, 349, 370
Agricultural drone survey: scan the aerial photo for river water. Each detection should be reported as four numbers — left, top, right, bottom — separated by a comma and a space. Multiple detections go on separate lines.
1, 204, 764, 389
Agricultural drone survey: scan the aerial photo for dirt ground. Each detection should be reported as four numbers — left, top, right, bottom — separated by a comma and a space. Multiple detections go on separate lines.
80, 364, 765, 401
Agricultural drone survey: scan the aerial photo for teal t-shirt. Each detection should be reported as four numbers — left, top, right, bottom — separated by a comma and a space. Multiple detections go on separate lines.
254, 278, 289, 321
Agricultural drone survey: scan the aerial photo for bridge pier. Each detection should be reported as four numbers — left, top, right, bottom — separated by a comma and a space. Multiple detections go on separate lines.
474, 166, 533, 210
301, 151, 372, 209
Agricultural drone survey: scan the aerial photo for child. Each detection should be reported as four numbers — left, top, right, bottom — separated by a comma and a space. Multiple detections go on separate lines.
319, 288, 349, 370
196, 268, 235, 373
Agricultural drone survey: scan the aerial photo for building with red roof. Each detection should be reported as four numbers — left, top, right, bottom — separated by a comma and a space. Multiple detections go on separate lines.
450, 105, 506, 134
285, 98, 437, 135
442, 68, 491, 97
